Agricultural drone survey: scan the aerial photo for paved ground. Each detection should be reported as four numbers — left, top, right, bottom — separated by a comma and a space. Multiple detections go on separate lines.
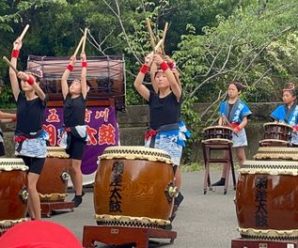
47, 169, 240, 248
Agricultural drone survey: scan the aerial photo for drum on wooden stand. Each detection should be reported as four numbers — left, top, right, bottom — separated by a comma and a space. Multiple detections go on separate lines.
202, 126, 233, 144
235, 160, 298, 240
259, 122, 292, 147
37, 147, 71, 202
94, 146, 176, 228
0, 158, 28, 234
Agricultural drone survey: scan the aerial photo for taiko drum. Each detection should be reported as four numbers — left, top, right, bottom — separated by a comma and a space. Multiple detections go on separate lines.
0, 158, 28, 223
259, 122, 292, 146
203, 125, 233, 144
94, 146, 175, 222
37, 147, 71, 202
235, 160, 298, 239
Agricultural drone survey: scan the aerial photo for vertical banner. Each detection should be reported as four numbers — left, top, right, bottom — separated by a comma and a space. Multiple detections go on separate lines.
43, 106, 119, 183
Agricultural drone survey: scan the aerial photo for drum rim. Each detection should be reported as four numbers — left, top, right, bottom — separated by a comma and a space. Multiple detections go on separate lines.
238, 227, 298, 239
263, 122, 293, 129
243, 159, 298, 166
257, 146, 298, 153
103, 146, 170, 156
202, 138, 232, 144
47, 146, 66, 151
0, 158, 28, 171
203, 125, 233, 132
95, 214, 170, 227
259, 139, 288, 144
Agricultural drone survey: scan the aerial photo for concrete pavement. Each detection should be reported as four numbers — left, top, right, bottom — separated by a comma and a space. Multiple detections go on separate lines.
49, 169, 240, 248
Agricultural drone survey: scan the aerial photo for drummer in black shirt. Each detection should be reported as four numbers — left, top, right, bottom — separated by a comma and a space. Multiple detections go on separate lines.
60, 53, 88, 207
9, 37, 48, 220
134, 53, 189, 221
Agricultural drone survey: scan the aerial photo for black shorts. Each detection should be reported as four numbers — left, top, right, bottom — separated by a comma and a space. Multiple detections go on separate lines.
20, 156, 46, 175
66, 135, 86, 160
0, 142, 5, 156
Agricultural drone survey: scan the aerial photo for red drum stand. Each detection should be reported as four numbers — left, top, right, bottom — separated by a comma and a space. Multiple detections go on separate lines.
231, 238, 298, 248
41, 201, 75, 218
82, 225, 176, 248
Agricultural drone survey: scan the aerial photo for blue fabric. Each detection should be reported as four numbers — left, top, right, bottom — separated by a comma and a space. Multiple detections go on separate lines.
144, 121, 191, 165
15, 130, 49, 158
270, 104, 298, 144
219, 99, 252, 123
270, 104, 298, 125
219, 99, 251, 147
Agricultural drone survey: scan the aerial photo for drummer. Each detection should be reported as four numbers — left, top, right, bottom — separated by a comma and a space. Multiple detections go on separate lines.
134, 52, 189, 218
270, 83, 298, 145
212, 81, 252, 186
9, 37, 48, 220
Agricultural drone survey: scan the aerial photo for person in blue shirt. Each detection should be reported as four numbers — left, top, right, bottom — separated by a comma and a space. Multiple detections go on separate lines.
212, 81, 252, 186
270, 83, 298, 145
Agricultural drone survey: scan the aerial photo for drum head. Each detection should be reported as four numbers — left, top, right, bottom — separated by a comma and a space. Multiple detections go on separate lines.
100, 146, 172, 164
0, 158, 28, 171
203, 125, 233, 132
263, 122, 292, 129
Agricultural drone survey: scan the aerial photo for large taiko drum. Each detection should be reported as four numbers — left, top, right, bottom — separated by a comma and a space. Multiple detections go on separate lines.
94, 146, 176, 228
254, 146, 298, 160
202, 126, 233, 144
259, 122, 292, 146
0, 158, 28, 233
235, 160, 298, 240
37, 147, 71, 202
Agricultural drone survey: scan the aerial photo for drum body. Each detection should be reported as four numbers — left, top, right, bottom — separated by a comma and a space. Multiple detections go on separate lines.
0, 158, 28, 231
235, 160, 298, 239
94, 146, 175, 227
203, 126, 233, 144
260, 122, 292, 146
37, 147, 71, 202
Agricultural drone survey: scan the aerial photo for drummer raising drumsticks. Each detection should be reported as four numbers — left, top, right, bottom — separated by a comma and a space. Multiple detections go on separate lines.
270, 83, 298, 146
59, 30, 89, 208
8, 33, 49, 220
212, 81, 252, 187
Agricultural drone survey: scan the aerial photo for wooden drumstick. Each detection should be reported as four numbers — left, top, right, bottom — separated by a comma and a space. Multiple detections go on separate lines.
73, 36, 84, 57
154, 38, 164, 53
19, 24, 30, 41
81, 28, 88, 54
161, 22, 168, 54
2, 56, 18, 74
146, 18, 157, 50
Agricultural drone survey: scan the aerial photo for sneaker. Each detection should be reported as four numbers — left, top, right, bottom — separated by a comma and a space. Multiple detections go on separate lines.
72, 195, 82, 207
211, 178, 225, 186
174, 192, 184, 208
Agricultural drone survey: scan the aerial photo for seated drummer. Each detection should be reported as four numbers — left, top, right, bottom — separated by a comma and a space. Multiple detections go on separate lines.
270, 83, 298, 146
212, 81, 252, 186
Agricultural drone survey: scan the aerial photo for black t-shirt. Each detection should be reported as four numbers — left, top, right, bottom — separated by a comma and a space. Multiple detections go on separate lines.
63, 94, 86, 127
148, 91, 181, 130
227, 103, 234, 121
16, 92, 46, 135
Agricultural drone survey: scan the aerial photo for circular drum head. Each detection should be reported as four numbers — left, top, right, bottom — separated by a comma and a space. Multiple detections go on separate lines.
203, 125, 233, 132
100, 146, 172, 164
239, 160, 298, 175
0, 158, 28, 171
47, 146, 69, 158
263, 122, 293, 129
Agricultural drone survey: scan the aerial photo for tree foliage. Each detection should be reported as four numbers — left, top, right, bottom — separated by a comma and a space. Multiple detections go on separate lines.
1, 0, 298, 161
